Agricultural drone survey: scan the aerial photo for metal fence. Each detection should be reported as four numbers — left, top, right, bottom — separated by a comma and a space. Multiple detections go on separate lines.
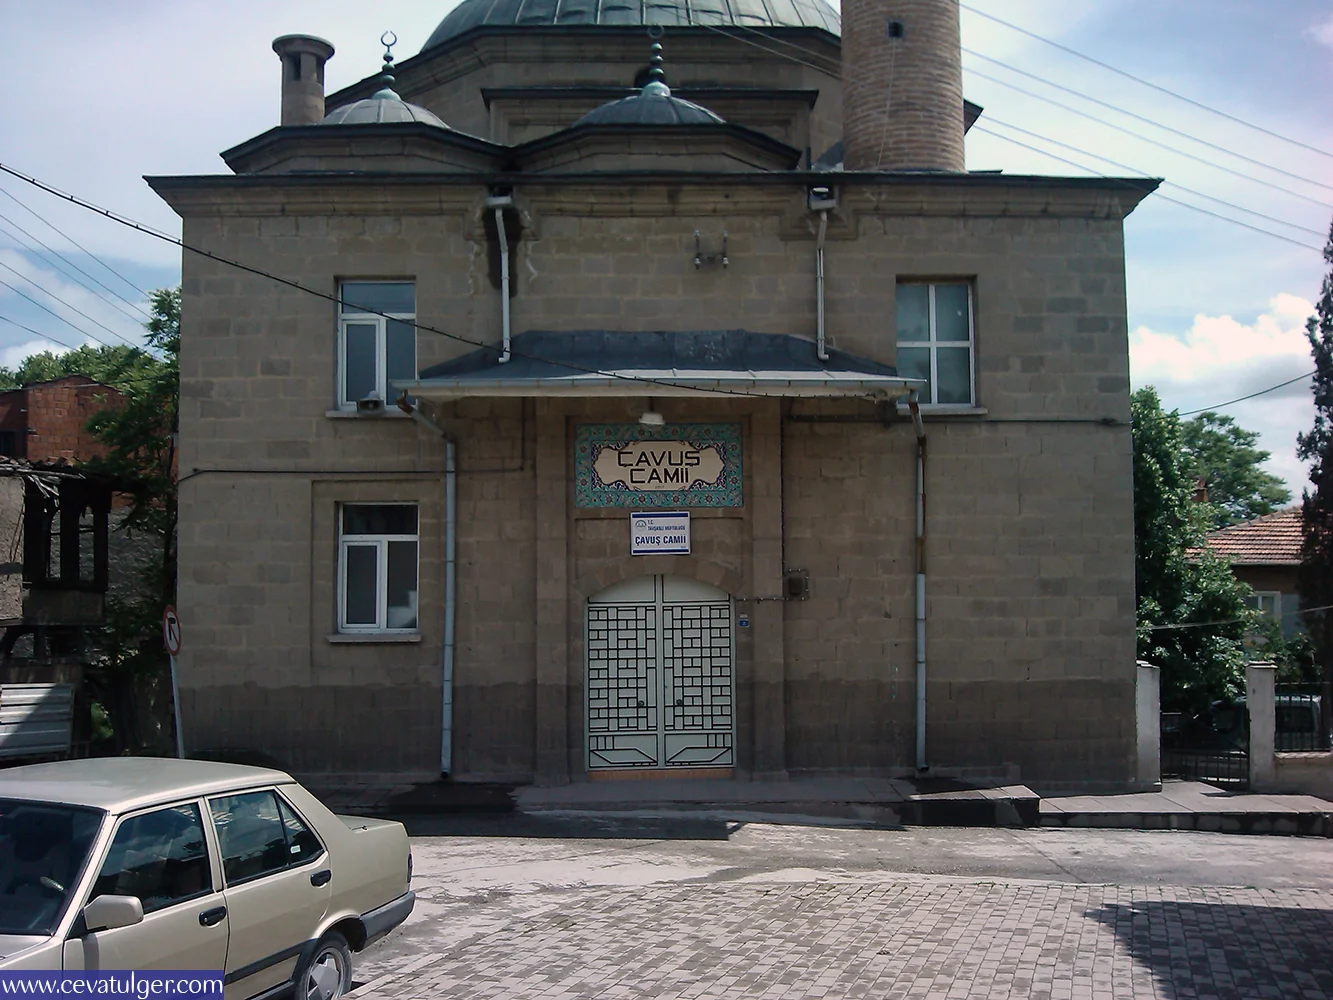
1274, 684, 1330, 751
1160, 704, 1249, 789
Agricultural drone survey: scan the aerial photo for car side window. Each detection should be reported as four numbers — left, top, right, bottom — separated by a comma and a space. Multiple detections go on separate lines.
209, 791, 290, 885
275, 795, 324, 867
90, 803, 211, 914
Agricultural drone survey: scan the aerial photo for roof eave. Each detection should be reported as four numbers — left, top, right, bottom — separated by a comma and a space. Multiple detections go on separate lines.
396, 374, 921, 399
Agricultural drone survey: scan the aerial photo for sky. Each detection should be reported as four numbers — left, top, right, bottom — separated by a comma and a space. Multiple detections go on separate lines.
0, 0, 1330, 498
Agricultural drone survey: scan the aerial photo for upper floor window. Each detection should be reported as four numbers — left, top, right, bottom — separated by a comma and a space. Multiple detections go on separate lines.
895, 282, 974, 406
338, 504, 419, 633
338, 281, 416, 410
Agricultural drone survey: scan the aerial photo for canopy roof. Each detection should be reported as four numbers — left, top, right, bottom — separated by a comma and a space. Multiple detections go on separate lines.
399, 329, 920, 399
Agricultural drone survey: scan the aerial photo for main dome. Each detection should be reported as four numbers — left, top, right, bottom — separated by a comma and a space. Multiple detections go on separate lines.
422, 0, 841, 50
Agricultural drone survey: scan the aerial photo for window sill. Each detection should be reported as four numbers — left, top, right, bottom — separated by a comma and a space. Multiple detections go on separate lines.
896, 404, 989, 417
326, 632, 422, 644
325, 409, 412, 420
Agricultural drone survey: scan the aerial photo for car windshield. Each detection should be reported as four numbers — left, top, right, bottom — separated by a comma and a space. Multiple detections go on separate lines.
0, 799, 105, 935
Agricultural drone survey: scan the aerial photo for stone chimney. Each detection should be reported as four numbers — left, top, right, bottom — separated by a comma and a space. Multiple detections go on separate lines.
841, 0, 965, 172
272, 35, 335, 126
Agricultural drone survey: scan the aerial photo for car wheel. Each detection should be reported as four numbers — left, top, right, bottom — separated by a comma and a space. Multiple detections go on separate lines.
298, 931, 353, 1000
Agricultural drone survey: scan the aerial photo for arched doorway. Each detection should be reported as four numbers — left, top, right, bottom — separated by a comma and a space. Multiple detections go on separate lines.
586, 575, 734, 771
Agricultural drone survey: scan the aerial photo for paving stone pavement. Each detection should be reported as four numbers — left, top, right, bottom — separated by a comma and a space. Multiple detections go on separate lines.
352, 876, 1333, 999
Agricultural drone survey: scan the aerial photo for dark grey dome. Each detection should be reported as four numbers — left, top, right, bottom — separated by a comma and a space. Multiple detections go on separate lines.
423, 0, 841, 50
576, 83, 724, 126
576, 40, 724, 126
322, 85, 449, 127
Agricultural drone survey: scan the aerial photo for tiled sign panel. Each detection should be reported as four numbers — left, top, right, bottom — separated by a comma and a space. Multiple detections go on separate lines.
574, 423, 743, 508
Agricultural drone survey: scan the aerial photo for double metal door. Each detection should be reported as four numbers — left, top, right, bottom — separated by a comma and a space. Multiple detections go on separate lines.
586, 575, 734, 770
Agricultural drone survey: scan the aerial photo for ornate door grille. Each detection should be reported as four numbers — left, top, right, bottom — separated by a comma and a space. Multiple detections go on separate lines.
587, 577, 733, 770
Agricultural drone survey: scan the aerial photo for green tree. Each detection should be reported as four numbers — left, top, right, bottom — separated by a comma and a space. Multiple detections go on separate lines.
1297, 222, 1333, 734
79, 289, 179, 752
1181, 411, 1291, 529
0, 343, 160, 393
1132, 387, 1258, 711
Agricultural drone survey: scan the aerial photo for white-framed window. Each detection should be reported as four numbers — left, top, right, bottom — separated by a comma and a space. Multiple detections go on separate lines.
338, 504, 419, 633
1246, 591, 1281, 620
338, 281, 416, 409
895, 282, 975, 406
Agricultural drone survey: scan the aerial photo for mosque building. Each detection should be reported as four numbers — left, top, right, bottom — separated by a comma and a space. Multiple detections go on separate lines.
150, 0, 1157, 788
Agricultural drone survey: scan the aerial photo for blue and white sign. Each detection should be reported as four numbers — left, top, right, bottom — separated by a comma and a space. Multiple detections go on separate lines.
630, 511, 691, 556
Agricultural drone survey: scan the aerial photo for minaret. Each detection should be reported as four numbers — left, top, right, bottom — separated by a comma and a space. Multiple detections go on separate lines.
840, 0, 965, 171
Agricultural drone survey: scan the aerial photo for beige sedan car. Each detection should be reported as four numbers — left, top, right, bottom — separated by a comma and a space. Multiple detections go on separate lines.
0, 758, 414, 999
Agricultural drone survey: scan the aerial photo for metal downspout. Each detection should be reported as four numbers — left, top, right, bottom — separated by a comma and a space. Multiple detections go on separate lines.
400, 399, 459, 777
815, 210, 829, 361
909, 391, 928, 772
495, 208, 511, 364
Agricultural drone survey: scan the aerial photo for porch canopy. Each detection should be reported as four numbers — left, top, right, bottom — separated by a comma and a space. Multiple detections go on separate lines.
397, 330, 921, 400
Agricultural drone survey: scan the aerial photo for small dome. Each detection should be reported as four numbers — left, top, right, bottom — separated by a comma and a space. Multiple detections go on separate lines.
575, 40, 723, 127
423, 0, 841, 51
323, 38, 449, 128
322, 89, 449, 127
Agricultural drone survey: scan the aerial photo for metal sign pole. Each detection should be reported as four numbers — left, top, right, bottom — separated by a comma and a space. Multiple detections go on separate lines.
163, 606, 184, 759
170, 654, 183, 759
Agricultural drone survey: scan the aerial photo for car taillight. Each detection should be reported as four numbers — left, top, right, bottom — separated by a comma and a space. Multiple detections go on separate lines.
408, 851, 413, 880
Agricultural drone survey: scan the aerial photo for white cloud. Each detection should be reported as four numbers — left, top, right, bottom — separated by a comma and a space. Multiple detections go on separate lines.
1130, 294, 1318, 497
0, 339, 63, 370
1309, 17, 1333, 50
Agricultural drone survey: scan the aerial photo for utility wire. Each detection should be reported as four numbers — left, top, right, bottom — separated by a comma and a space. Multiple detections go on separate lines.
0, 212, 152, 322
959, 2, 1333, 160
0, 259, 135, 348
0, 312, 84, 353
0, 275, 116, 349
0, 162, 820, 404
963, 52, 1333, 195
983, 116, 1326, 237
0, 185, 150, 299
966, 65, 1333, 210
1146, 603, 1333, 631
972, 124, 1325, 252
682, 19, 840, 77
1177, 371, 1317, 417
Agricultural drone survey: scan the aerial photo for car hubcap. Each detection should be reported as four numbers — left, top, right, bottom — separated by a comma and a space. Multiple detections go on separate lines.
306, 951, 344, 1000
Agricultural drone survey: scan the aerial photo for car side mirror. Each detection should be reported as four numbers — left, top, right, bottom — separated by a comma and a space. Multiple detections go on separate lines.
82, 895, 144, 933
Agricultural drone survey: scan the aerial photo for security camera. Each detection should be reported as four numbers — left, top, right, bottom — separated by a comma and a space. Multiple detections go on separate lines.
356, 391, 385, 415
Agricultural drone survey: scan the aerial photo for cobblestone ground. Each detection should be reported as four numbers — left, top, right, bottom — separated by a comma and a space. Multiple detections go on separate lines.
354, 876, 1333, 1000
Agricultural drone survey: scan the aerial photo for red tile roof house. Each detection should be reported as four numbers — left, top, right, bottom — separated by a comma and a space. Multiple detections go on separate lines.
1203, 507, 1303, 635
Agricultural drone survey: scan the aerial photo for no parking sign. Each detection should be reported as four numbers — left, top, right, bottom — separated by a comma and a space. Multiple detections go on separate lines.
162, 606, 182, 656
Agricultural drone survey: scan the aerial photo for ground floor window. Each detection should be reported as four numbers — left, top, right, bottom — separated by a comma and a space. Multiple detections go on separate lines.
338, 504, 418, 633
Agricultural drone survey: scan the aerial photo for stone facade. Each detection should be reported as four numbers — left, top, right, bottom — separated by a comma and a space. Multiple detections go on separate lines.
153, 0, 1152, 789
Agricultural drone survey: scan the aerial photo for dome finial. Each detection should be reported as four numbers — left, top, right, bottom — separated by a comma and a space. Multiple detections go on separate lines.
642, 27, 670, 97
373, 30, 401, 99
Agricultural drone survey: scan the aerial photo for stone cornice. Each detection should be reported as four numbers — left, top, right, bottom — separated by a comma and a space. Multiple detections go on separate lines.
147, 172, 1159, 223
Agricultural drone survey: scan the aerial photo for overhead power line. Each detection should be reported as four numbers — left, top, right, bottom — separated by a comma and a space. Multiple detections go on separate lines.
983, 116, 1326, 237
964, 64, 1333, 210
959, 2, 1333, 161
0, 259, 135, 348
972, 124, 1325, 252
963, 51, 1333, 195
0, 211, 152, 322
0, 275, 117, 349
0, 185, 150, 299
0, 162, 814, 404
1177, 371, 1318, 417
0, 312, 83, 353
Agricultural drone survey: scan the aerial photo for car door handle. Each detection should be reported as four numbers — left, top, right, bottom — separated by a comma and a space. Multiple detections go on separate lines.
311, 869, 332, 887
199, 906, 227, 927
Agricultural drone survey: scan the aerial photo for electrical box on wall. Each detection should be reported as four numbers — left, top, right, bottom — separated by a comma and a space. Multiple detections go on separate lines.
784, 569, 810, 601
